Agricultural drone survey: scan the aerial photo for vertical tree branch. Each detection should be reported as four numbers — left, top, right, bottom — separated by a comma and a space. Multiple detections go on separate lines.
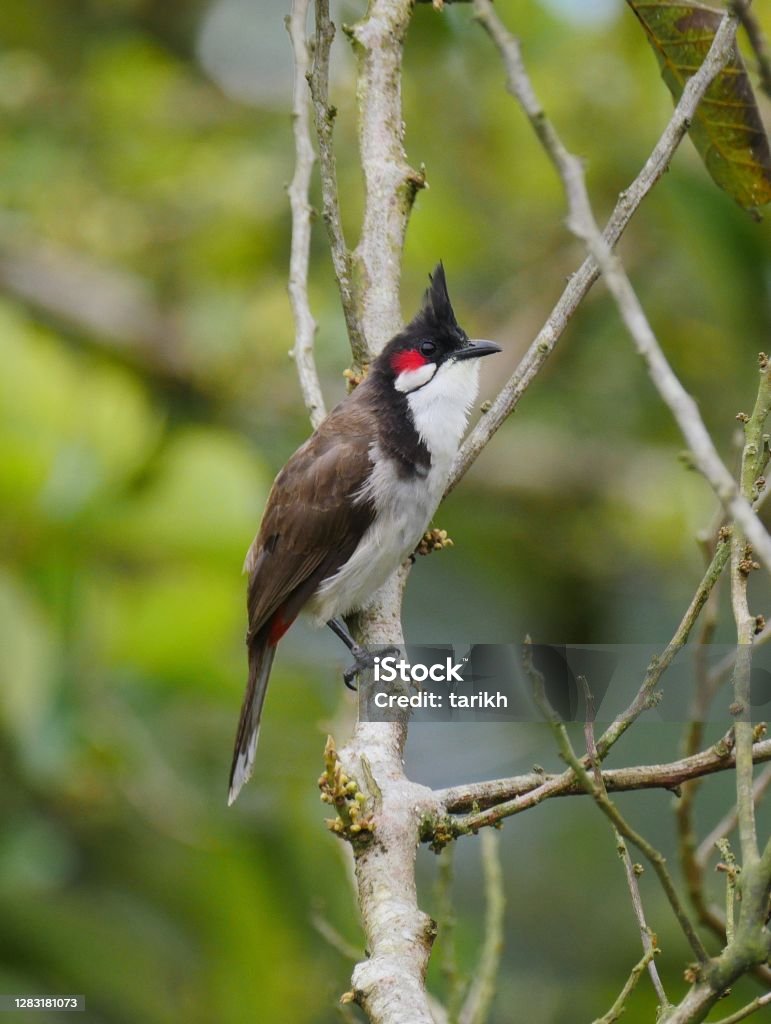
434, 846, 464, 1021
339, 576, 442, 1024
310, 0, 367, 364
677, 572, 728, 942
696, 764, 771, 867
457, 830, 505, 1024
614, 832, 668, 1008
729, 355, 771, 867
307, 3, 442, 1016
583, 677, 668, 1006
731, 1, 771, 99
349, 1, 426, 352
308, 3, 440, 1019
287, 0, 327, 429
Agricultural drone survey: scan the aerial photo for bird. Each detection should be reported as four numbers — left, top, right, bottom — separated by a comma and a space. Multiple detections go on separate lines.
229, 263, 501, 804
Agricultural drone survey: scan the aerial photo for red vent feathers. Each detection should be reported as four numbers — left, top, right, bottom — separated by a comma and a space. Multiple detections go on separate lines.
268, 608, 295, 645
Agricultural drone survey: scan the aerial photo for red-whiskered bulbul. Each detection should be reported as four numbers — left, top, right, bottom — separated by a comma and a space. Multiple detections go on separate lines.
229, 264, 500, 803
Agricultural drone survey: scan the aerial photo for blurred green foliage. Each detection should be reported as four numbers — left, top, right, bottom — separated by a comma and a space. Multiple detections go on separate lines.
0, 1, 770, 1022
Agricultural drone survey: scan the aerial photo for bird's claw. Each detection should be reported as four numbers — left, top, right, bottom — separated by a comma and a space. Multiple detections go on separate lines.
343, 644, 401, 691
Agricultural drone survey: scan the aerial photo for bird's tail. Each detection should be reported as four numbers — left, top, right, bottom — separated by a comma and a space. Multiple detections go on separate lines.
228, 630, 276, 805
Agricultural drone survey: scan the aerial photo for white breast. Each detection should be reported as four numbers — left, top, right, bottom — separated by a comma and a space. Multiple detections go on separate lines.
405, 358, 480, 476
306, 358, 481, 624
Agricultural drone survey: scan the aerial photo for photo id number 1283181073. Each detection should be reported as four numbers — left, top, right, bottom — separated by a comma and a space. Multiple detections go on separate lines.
0, 996, 85, 1012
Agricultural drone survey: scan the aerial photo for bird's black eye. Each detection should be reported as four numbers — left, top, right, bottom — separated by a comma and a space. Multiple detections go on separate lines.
419, 340, 437, 358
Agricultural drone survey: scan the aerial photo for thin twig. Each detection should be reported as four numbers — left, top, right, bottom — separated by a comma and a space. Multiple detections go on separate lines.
600, 360, 768, 769
450, 1, 752, 492
524, 646, 710, 964
581, 679, 667, 1007
709, 991, 771, 1024
704, 615, 771, 694
457, 830, 505, 1024
311, 910, 363, 960
451, 3, 771, 584
590, 947, 658, 1024
434, 845, 465, 1020
595, 538, 730, 759
676, 552, 727, 946
309, 0, 366, 363
731, 0, 771, 99
696, 764, 771, 867
287, 0, 326, 429
427, 996, 451, 1024
616, 835, 668, 1008
715, 839, 738, 944
563, 126, 771, 576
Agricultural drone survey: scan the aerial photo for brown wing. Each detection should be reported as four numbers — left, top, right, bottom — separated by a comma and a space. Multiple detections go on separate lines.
244, 395, 375, 635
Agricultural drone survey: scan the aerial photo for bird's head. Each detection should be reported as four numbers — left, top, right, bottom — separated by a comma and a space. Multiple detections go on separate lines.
375, 263, 501, 396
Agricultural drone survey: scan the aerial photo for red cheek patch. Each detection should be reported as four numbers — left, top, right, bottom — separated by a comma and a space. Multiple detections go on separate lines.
391, 349, 428, 375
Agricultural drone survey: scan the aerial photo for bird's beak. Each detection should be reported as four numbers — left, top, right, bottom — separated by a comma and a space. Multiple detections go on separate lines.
454, 338, 502, 361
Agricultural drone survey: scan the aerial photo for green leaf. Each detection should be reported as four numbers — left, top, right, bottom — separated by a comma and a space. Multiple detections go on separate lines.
627, 1, 771, 211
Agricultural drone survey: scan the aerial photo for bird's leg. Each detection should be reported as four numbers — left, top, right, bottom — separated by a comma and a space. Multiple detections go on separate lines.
327, 617, 371, 690
326, 618, 400, 691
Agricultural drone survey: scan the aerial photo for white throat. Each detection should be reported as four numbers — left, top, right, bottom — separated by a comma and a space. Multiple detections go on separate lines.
405, 358, 481, 470
394, 361, 437, 392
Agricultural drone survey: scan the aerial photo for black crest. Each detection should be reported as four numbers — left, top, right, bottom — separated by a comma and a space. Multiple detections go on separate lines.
373, 262, 469, 383
406, 262, 464, 340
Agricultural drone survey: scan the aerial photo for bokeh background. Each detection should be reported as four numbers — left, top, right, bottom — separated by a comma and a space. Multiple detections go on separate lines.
1, 1, 770, 1021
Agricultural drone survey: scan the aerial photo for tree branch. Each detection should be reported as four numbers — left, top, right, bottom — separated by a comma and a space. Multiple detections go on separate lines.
590, 947, 658, 1024
614, 832, 668, 1009
729, 356, 771, 866
584, 678, 669, 1008
310, 0, 366, 364
287, 0, 326, 429
434, 846, 464, 1020
696, 763, 771, 868
732, 0, 771, 99
338, 578, 442, 1024
457, 829, 504, 1024
676, 569, 731, 950
595, 537, 731, 760
710, 991, 771, 1024
448, 1, 757, 498
307, 3, 446, 1019
348, 0, 426, 353
524, 649, 710, 964
495, 2, 771, 579
317, 5, 444, 1019
433, 737, 771, 819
